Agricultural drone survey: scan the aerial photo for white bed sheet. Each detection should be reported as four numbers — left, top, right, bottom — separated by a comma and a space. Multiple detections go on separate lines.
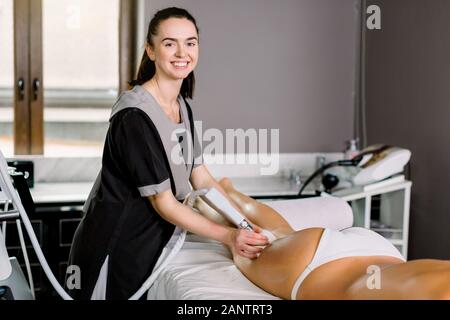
147, 233, 280, 300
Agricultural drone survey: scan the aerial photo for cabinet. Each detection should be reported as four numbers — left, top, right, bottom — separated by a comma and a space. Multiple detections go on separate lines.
3, 202, 83, 300
333, 176, 412, 259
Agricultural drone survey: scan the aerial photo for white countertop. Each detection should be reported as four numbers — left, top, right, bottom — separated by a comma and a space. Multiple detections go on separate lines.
29, 176, 316, 204
30, 182, 94, 204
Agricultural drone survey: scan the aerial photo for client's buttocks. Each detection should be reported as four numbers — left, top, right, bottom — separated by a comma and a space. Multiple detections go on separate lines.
233, 227, 324, 300
233, 227, 405, 300
296, 228, 405, 300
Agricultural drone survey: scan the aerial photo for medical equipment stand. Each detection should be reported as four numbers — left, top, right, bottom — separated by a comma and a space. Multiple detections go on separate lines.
0, 165, 66, 300
0, 199, 35, 300
332, 176, 412, 259
0, 149, 187, 300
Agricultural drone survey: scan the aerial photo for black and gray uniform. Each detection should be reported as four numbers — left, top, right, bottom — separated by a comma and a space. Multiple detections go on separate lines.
67, 85, 203, 300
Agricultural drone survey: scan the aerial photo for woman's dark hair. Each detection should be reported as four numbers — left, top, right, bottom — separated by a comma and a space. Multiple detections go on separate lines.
129, 7, 199, 99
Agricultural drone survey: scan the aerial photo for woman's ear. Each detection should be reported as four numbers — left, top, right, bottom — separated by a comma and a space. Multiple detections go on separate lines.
145, 43, 155, 61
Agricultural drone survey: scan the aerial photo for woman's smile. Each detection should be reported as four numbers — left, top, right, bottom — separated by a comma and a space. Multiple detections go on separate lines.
171, 61, 190, 69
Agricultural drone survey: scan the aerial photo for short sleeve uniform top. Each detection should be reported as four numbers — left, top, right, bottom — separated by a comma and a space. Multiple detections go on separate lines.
67, 85, 203, 300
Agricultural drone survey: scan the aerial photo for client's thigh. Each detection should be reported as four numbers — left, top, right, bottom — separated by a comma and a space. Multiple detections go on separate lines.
219, 178, 293, 237
233, 228, 324, 300
345, 259, 450, 299
298, 255, 404, 299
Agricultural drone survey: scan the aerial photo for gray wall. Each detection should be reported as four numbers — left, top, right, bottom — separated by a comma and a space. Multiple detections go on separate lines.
142, 0, 359, 152
365, 0, 450, 259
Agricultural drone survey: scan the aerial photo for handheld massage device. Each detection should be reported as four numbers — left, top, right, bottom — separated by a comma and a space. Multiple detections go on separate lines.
201, 187, 254, 231
189, 187, 276, 243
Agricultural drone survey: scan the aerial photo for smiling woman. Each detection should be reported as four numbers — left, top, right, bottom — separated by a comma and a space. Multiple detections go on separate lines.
67, 7, 269, 300
141, 17, 199, 123
146, 19, 199, 75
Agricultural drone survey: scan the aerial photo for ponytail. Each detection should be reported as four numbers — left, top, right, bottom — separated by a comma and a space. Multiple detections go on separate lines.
128, 51, 155, 87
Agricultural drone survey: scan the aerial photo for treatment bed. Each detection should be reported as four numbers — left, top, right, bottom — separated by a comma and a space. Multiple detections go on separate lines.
147, 196, 354, 300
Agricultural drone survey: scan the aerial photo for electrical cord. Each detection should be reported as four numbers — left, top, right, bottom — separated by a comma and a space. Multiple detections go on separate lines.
15, 219, 35, 299
298, 145, 393, 197
297, 159, 360, 196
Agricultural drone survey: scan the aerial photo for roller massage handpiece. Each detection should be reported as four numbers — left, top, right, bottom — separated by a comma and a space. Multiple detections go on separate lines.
200, 187, 254, 231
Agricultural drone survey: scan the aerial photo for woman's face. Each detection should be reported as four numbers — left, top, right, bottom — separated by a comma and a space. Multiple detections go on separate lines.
147, 18, 199, 81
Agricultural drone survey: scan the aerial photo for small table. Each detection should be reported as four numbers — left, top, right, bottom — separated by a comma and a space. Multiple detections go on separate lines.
332, 175, 412, 259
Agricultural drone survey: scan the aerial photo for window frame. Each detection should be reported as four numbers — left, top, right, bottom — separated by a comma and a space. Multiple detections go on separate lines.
11, 0, 137, 155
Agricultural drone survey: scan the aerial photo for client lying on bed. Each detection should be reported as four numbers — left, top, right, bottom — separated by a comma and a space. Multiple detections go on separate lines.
190, 178, 450, 300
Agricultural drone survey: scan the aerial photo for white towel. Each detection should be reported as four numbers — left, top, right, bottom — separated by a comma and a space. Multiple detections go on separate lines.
265, 196, 353, 231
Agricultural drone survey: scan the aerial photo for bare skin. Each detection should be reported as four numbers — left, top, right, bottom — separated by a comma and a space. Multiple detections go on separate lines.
191, 177, 450, 300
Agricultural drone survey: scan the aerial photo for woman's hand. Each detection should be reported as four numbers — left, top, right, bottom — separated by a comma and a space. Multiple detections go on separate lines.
228, 227, 269, 259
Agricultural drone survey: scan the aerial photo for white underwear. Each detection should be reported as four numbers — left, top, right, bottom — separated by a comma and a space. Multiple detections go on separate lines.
290, 227, 405, 299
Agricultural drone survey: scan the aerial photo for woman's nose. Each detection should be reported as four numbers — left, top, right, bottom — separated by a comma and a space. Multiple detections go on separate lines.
176, 45, 187, 57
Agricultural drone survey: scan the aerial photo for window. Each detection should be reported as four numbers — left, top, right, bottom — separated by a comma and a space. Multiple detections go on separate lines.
0, 0, 136, 156
0, 0, 14, 156
42, 0, 119, 156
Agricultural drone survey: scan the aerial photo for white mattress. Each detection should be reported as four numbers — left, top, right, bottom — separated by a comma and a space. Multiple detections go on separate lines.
147, 196, 353, 300
147, 233, 280, 300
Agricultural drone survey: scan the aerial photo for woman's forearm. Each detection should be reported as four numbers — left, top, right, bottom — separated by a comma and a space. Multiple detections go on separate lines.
149, 190, 268, 259
151, 194, 234, 246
